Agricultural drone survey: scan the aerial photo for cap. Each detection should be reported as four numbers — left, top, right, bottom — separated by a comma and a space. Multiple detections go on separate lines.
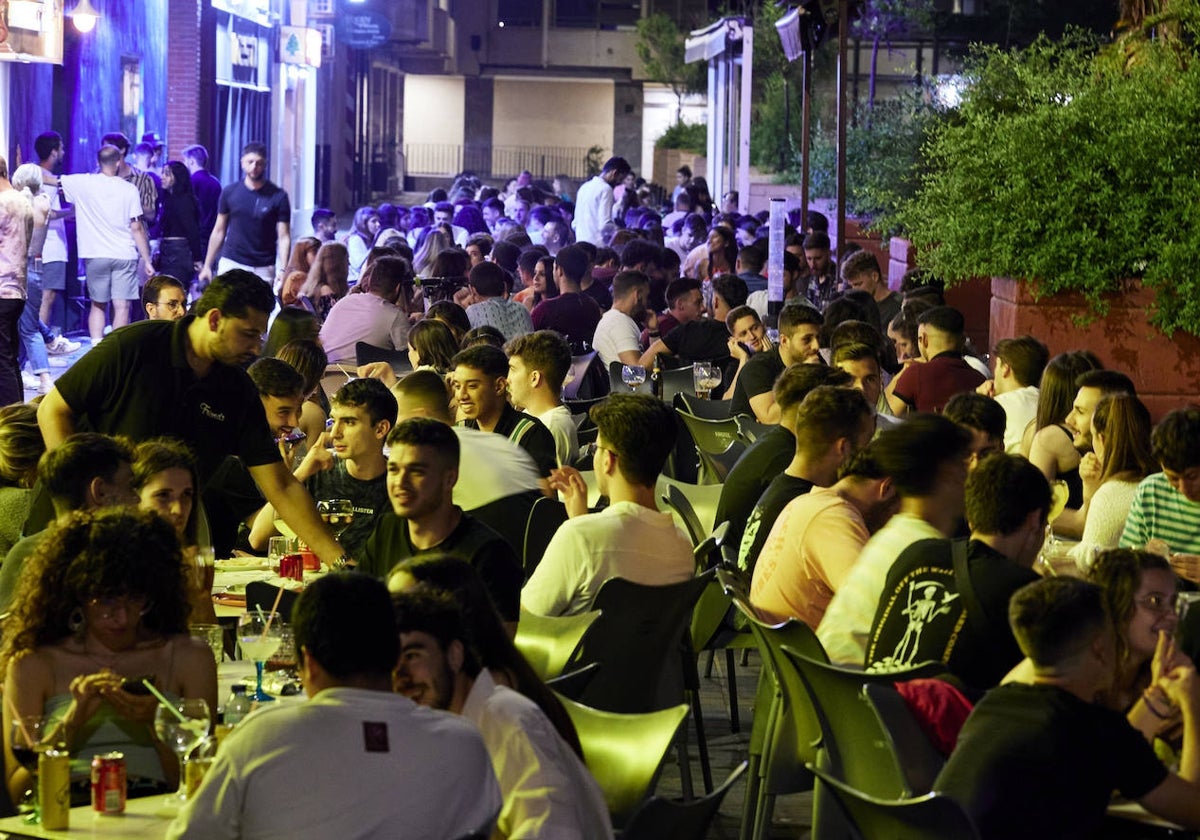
141, 131, 164, 148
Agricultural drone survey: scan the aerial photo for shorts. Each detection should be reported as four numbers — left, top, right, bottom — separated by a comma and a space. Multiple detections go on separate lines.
40, 260, 67, 291
84, 258, 139, 303
217, 257, 274, 285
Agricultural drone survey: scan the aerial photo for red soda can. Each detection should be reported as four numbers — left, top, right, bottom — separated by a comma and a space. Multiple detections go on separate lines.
279, 553, 303, 581
90, 752, 126, 814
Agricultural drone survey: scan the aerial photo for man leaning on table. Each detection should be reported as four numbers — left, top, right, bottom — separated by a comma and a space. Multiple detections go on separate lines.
169, 573, 501, 840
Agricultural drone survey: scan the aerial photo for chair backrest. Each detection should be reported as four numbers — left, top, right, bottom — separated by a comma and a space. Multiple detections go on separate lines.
862, 683, 947, 797
563, 395, 607, 418
556, 694, 690, 828
735, 414, 774, 445
466, 489, 540, 560
514, 608, 602, 681
563, 572, 714, 713
563, 350, 601, 400
676, 391, 733, 420
807, 764, 981, 840
355, 341, 413, 375
245, 581, 299, 619
546, 662, 601, 698
622, 760, 750, 840
522, 495, 568, 577
609, 360, 655, 396
661, 483, 705, 546
657, 476, 723, 540
660, 364, 697, 405
779, 645, 948, 800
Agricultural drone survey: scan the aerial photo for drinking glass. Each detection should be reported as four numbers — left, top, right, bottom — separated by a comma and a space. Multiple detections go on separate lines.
317, 499, 354, 540
267, 536, 296, 569
621, 365, 646, 391
238, 612, 283, 702
10, 715, 46, 823
693, 362, 722, 399
153, 699, 211, 803
189, 622, 224, 664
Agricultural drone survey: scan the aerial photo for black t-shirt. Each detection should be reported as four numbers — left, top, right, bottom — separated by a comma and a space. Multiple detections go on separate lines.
935, 683, 1168, 840
191, 169, 223, 243
54, 316, 280, 487
530, 293, 603, 348
729, 347, 785, 420
865, 538, 1038, 689
217, 180, 291, 267
580, 280, 612, 313
464, 404, 557, 478
202, 456, 266, 558
715, 425, 795, 550
357, 510, 523, 622
306, 461, 389, 560
662, 319, 735, 397
737, 473, 815, 573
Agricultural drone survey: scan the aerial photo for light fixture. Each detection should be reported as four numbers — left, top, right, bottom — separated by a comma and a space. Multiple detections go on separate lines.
71, 0, 100, 33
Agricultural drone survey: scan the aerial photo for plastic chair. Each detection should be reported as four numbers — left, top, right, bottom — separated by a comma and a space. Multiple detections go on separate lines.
807, 764, 981, 840
562, 350, 600, 400
676, 391, 733, 420
467, 489, 540, 559
657, 477, 724, 548
556, 694, 690, 829
514, 608, 602, 681
521, 495, 568, 577
609, 360, 655, 396
563, 395, 606, 417
735, 415, 774, 445
676, 409, 746, 485
623, 760, 750, 840
861, 683, 947, 797
355, 341, 413, 375
660, 363, 697, 406
690, 550, 755, 735
561, 572, 716, 798
245, 581, 299, 620
545, 662, 600, 698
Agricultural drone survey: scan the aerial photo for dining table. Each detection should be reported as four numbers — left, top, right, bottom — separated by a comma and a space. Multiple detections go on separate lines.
1106, 800, 1198, 838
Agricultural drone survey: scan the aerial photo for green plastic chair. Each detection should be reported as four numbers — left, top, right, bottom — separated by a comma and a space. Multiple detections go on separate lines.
657, 476, 724, 547
513, 608, 601, 681
676, 408, 746, 485
623, 760, 750, 840
556, 694, 690, 829
807, 764, 981, 840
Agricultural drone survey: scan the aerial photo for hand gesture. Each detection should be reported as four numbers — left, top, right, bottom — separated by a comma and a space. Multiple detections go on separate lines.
104, 686, 160, 725
727, 337, 748, 363
296, 432, 334, 481
66, 669, 122, 730
976, 379, 996, 397
1079, 451, 1103, 500
548, 466, 589, 518
197, 265, 213, 287
1153, 630, 1193, 686
356, 362, 398, 389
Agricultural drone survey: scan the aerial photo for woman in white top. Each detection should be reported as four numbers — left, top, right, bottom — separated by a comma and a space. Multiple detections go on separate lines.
1072, 393, 1156, 567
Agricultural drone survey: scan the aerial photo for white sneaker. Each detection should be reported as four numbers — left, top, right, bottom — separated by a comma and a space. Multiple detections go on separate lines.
46, 336, 82, 355
48, 356, 70, 368
21, 372, 38, 390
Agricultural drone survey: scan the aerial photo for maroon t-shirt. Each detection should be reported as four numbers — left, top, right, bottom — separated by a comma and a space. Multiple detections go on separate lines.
530, 292, 603, 348
892, 352, 986, 413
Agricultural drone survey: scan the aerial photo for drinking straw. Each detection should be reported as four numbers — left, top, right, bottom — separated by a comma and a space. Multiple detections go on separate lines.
255, 605, 267, 625
4, 695, 34, 745
260, 584, 286, 640
141, 680, 187, 724
337, 363, 354, 381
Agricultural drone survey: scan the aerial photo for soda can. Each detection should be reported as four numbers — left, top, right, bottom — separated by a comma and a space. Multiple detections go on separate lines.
279, 553, 303, 581
90, 752, 126, 815
39, 748, 70, 829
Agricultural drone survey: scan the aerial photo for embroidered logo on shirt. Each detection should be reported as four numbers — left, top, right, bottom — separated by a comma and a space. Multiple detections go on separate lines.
200, 403, 226, 422
362, 721, 389, 752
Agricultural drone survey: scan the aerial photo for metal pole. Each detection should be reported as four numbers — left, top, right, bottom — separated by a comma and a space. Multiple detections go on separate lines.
768, 197, 786, 324
836, 0, 848, 260
800, 47, 811, 234
738, 24, 753, 215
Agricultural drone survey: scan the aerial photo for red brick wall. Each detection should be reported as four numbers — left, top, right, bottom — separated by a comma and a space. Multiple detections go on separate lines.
165, 0, 203, 158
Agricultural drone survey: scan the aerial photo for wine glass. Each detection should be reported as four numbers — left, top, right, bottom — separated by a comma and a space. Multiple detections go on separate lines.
11, 715, 46, 822
153, 699, 211, 804
238, 612, 283, 702
317, 499, 354, 540
621, 365, 646, 392
693, 362, 723, 399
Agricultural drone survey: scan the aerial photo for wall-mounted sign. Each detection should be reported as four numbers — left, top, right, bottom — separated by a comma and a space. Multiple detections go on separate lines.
211, 0, 270, 27
231, 31, 258, 68
280, 25, 321, 68
336, 9, 390, 49
0, 0, 64, 65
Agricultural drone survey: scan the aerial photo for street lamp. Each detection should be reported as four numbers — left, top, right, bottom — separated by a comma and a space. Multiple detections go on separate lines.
71, 0, 100, 33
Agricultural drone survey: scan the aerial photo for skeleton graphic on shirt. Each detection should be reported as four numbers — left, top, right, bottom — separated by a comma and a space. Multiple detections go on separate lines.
880, 580, 959, 668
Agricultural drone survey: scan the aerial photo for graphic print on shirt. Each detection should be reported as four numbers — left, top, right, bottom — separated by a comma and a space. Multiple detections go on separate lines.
867, 566, 967, 672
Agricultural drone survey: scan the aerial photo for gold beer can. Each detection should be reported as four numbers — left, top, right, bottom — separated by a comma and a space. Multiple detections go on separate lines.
38, 748, 70, 830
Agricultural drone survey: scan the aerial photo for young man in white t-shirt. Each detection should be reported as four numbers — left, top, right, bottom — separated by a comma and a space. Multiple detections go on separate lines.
591, 269, 649, 370
59, 144, 153, 342
505, 330, 579, 468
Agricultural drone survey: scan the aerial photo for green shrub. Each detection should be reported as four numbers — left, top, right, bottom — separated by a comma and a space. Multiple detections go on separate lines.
655, 121, 708, 154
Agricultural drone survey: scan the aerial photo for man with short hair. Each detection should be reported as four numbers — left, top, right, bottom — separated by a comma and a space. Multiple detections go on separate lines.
33, 131, 79, 345
482, 197, 505, 234
99, 132, 158, 229
357, 418, 524, 623
141, 274, 188, 321
729, 304, 823, 423
725, 305, 772, 356
1066, 368, 1136, 454
886, 305, 985, 416
865, 453, 1048, 688
1122, 407, 1200, 558
818, 414, 973, 663
832, 342, 892, 428
522, 394, 694, 616
935, 576, 1200, 839
318, 255, 412, 362
944, 392, 1007, 471
433, 201, 469, 247
506, 330, 578, 468
452, 345, 557, 478
750, 443, 896, 628
541, 219, 570, 256
59, 145, 154, 341
0, 433, 138, 613
464, 261, 534, 342
802, 231, 838, 310
392, 590, 612, 840
736, 244, 768, 294
978, 335, 1048, 453
640, 277, 703, 349
252, 378, 395, 559
39, 270, 345, 564
198, 142, 291, 288
169, 573, 502, 840
739, 386, 876, 572
591, 269, 649, 369
574, 156, 631, 246
530, 245, 603, 349
182, 144, 222, 245
639, 274, 746, 384
841, 250, 900, 333
310, 208, 338, 242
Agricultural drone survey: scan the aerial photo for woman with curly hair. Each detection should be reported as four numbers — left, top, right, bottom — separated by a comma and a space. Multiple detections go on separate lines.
0, 403, 44, 558
2, 509, 218, 802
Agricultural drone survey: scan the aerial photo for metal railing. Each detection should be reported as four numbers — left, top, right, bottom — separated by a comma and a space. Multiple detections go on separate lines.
403, 143, 593, 179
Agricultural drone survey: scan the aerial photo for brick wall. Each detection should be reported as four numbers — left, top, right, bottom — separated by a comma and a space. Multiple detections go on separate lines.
165, 0, 203, 158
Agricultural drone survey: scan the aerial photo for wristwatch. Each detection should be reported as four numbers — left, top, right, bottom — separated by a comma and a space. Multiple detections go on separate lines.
332, 554, 354, 570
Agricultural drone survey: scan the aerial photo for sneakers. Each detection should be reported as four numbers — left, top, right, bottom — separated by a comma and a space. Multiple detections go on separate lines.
21, 372, 38, 390
46, 336, 81, 355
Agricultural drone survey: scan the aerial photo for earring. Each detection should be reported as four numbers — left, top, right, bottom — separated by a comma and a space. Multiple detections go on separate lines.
68, 607, 85, 634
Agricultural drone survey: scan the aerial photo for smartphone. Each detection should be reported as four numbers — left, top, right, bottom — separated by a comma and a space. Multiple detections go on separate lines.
279, 428, 306, 444
120, 676, 154, 696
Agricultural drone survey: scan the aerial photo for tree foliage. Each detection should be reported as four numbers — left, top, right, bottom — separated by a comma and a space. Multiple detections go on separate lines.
636, 13, 707, 121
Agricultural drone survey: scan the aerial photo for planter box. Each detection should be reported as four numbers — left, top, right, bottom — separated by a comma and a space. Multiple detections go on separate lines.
989, 277, 1200, 421
653, 148, 706, 194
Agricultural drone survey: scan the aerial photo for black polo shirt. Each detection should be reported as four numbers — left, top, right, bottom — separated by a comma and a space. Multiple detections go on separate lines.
463, 403, 557, 478
54, 315, 280, 486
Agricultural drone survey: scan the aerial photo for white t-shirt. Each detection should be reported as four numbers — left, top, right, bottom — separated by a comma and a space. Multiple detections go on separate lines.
59, 173, 141, 260
522, 500, 695, 616
318, 293, 410, 363
995, 385, 1039, 454
591, 308, 642, 369
452, 426, 544, 511
38, 175, 68, 263
573, 176, 613, 246
535, 405, 579, 467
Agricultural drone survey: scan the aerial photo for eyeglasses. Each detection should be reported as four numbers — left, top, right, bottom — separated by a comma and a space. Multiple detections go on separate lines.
1135, 593, 1177, 616
152, 300, 184, 311
88, 596, 152, 622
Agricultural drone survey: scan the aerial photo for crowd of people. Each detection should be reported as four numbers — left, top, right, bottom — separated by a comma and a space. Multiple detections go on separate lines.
2, 132, 1200, 838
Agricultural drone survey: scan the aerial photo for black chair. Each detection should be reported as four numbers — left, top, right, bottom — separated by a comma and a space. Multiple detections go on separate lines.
563, 395, 606, 417
735, 414, 774, 445
467, 490, 541, 560
660, 364, 697, 406
522, 495, 568, 578
807, 764, 981, 840
245, 581, 300, 619
355, 341, 413, 375
676, 391, 733, 420
676, 407, 745, 485
563, 350, 607, 400
861, 682, 947, 797
661, 483, 706, 547
609, 360, 655, 396
623, 760, 750, 840
545, 662, 601, 698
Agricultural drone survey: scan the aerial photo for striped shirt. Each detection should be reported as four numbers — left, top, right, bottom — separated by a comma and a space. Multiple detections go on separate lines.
1119, 472, 1200, 553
